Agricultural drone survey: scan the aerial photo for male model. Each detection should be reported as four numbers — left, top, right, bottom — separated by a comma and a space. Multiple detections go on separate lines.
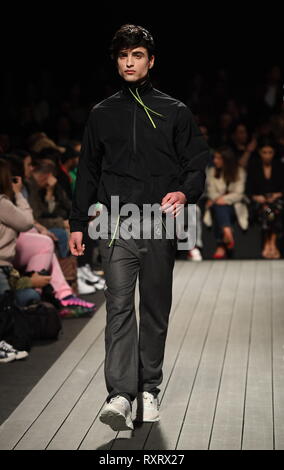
69, 24, 210, 431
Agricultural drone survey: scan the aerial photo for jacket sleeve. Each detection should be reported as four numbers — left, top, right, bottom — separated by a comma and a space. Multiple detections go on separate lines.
69, 109, 104, 232
174, 103, 211, 203
0, 193, 34, 231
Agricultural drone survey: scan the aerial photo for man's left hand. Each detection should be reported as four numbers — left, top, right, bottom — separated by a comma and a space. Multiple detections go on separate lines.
160, 191, 187, 217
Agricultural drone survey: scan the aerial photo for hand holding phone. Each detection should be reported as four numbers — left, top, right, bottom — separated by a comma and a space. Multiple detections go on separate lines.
11, 175, 23, 194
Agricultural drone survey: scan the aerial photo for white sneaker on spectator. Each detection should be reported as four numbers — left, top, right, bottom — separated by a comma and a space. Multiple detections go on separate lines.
99, 396, 134, 431
0, 350, 16, 363
77, 276, 96, 295
77, 264, 100, 283
93, 278, 106, 291
187, 247, 202, 261
78, 264, 106, 290
135, 391, 160, 422
0, 340, 28, 361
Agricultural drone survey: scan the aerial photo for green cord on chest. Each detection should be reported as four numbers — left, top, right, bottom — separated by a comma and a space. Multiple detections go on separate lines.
128, 87, 164, 129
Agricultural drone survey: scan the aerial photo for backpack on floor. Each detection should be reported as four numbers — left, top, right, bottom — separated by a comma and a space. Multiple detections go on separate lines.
0, 290, 33, 351
22, 301, 62, 341
0, 291, 62, 351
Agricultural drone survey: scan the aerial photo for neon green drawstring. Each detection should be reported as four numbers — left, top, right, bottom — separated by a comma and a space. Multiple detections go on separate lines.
108, 214, 120, 247
128, 87, 164, 129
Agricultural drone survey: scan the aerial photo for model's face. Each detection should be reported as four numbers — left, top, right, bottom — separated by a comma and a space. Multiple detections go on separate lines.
117, 46, 154, 83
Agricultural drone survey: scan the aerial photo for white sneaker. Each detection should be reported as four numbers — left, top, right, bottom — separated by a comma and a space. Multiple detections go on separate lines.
135, 391, 160, 422
99, 396, 134, 431
77, 264, 101, 283
187, 247, 202, 261
0, 348, 16, 363
0, 340, 28, 361
77, 264, 106, 290
77, 276, 96, 295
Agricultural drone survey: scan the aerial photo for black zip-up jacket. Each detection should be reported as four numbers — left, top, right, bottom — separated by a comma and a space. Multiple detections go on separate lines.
69, 75, 210, 233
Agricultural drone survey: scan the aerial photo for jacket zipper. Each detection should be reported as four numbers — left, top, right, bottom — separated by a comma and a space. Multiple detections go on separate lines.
133, 101, 137, 155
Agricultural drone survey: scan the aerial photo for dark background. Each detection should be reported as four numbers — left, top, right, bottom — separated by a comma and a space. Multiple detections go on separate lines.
1, 8, 282, 139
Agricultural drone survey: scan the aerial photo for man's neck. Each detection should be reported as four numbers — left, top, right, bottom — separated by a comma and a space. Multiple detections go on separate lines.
120, 74, 153, 96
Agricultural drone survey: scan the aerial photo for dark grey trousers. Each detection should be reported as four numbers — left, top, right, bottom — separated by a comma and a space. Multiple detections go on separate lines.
98, 213, 177, 408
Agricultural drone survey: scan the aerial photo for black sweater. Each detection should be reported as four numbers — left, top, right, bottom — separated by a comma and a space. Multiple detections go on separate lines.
246, 157, 284, 196
69, 75, 210, 232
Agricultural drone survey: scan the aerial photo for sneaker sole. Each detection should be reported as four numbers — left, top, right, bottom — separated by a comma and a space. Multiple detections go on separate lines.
15, 352, 29, 360
99, 409, 134, 431
0, 355, 16, 363
135, 414, 160, 423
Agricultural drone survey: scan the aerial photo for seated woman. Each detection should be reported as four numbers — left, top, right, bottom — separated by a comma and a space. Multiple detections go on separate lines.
246, 138, 284, 259
0, 158, 35, 298
0, 158, 95, 317
203, 146, 249, 259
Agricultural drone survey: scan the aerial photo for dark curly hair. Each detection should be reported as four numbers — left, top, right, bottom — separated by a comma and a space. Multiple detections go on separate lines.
109, 24, 155, 61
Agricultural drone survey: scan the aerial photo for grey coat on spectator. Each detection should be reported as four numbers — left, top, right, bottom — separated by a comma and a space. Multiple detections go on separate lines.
0, 192, 34, 266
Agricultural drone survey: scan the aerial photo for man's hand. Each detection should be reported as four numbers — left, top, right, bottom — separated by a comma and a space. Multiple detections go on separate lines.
69, 231, 85, 256
160, 191, 187, 217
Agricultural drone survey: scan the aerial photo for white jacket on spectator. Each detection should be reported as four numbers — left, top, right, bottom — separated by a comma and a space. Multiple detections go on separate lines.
203, 166, 249, 230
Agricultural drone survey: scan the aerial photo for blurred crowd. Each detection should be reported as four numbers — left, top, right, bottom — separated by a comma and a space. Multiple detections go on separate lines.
0, 64, 283, 361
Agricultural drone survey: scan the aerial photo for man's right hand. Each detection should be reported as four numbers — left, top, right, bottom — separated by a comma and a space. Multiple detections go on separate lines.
69, 231, 85, 256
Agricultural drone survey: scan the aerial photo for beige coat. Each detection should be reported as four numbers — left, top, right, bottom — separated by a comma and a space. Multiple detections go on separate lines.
0, 192, 34, 266
203, 166, 249, 230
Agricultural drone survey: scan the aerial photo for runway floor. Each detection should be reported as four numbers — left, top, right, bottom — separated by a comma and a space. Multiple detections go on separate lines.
0, 259, 283, 450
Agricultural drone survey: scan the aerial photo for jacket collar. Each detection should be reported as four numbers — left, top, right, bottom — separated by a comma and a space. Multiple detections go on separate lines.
120, 73, 153, 98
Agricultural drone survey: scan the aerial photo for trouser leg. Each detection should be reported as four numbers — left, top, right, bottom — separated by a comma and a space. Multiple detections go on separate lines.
137, 233, 177, 399
211, 204, 235, 242
99, 236, 140, 407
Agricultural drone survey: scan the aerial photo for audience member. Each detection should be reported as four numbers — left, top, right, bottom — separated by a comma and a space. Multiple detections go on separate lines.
203, 147, 249, 259
246, 138, 284, 259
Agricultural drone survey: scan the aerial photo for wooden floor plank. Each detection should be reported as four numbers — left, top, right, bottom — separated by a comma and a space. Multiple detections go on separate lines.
175, 261, 240, 450
209, 261, 256, 449
271, 261, 284, 450
242, 261, 274, 450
